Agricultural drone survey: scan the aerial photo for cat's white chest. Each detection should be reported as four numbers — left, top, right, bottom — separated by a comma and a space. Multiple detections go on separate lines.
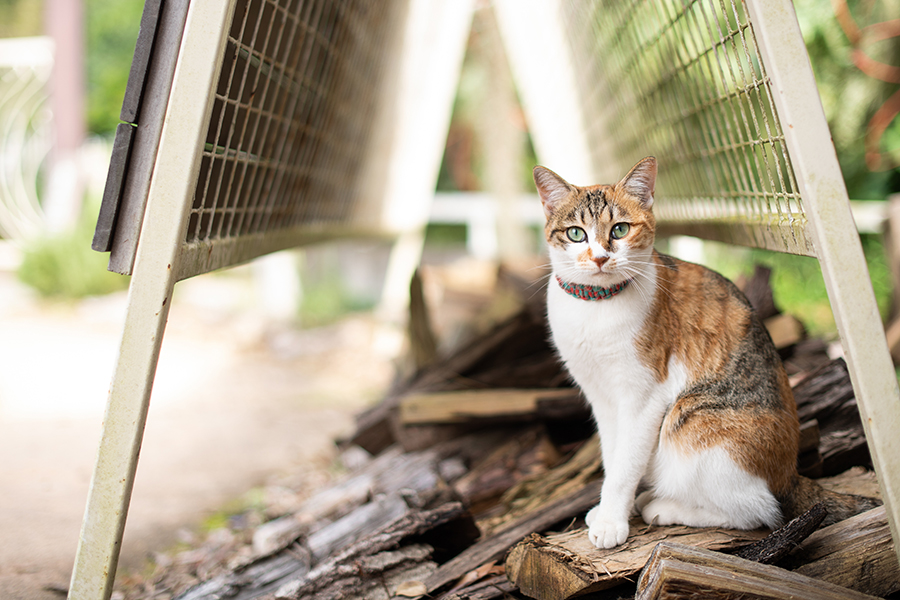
546, 279, 657, 404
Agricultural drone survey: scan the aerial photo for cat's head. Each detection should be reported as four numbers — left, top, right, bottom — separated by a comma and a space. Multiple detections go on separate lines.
534, 157, 657, 287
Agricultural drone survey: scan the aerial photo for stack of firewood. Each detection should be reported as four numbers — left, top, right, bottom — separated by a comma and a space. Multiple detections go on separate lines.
160, 267, 898, 600
163, 318, 893, 596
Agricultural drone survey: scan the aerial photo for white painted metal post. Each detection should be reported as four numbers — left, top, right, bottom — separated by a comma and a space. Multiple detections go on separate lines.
67, 1, 236, 597
747, 0, 900, 563
493, 0, 599, 184
374, 0, 476, 320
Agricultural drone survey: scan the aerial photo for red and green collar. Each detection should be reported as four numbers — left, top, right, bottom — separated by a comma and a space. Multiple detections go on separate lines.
555, 275, 632, 301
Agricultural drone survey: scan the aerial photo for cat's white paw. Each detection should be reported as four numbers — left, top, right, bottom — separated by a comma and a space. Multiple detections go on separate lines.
585, 505, 629, 549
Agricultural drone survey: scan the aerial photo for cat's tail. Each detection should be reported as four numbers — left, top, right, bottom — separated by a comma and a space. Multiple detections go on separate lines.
779, 475, 881, 527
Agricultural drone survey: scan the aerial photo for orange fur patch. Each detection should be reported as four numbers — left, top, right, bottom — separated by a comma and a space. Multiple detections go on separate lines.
648, 253, 800, 494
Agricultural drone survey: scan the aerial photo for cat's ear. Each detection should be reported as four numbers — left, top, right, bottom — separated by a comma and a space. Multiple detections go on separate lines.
534, 166, 574, 218
618, 157, 657, 208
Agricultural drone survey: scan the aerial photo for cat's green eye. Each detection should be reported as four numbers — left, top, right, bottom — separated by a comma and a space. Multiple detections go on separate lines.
611, 223, 631, 240
566, 227, 586, 242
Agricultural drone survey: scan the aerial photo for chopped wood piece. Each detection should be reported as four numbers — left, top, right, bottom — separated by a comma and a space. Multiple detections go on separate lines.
176, 494, 412, 600
278, 502, 471, 599
347, 306, 568, 454
817, 465, 882, 500
764, 313, 805, 350
739, 264, 779, 321
276, 544, 437, 600
792, 358, 870, 476
433, 574, 516, 600
408, 268, 439, 371
478, 435, 600, 537
425, 480, 603, 594
733, 502, 827, 564
788, 506, 900, 597
452, 426, 553, 514
504, 518, 768, 600
636, 541, 879, 600
399, 389, 581, 425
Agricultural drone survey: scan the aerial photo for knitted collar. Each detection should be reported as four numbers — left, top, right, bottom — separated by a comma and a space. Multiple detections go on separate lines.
555, 275, 632, 301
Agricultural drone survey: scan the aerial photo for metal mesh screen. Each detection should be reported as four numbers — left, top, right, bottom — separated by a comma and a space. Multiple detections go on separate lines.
180, 0, 404, 277
563, 0, 815, 256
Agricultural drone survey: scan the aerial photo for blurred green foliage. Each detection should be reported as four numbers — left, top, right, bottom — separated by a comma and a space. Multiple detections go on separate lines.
699, 235, 892, 337
795, 0, 900, 198
0, 0, 42, 38
17, 202, 130, 298
1, 0, 143, 135
85, 0, 143, 135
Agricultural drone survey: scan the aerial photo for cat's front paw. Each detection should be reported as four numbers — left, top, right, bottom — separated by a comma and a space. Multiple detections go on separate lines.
585, 505, 629, 549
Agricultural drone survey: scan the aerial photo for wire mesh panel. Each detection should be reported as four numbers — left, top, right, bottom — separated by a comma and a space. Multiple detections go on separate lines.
176, 0, 405, 278
546, 0, 900, 566
563, 0, 814, 256
72, 1, 418, 597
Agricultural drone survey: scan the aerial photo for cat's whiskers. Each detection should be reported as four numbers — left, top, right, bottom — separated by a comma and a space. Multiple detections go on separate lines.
619, 260, 676, 304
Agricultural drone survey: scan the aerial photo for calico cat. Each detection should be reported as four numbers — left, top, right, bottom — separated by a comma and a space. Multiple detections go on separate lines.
534, 157, 879, 549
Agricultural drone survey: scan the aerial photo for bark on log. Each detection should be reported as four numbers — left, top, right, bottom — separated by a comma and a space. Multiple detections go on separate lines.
504, 519, 768, 600
278, 502, 472, 599
733, 502, 827, 564
788, 506, 900, 597
740, 264, 779, 321
432, 573, 517, 600
348, 306, 568, 454
425, 479, 603, 594
792, 358, 870, 476
399, 389, 582, 426
176, 494, 412, 600
451, 426, 555, 514
273, 544, 437, 600
636, 542, 878, 600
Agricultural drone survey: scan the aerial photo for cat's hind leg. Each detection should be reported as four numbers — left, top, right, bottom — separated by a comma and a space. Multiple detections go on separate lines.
640, 496, 731, 528
649, 444, 782, 530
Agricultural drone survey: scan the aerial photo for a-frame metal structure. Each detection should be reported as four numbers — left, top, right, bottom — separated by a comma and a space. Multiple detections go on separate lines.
72, 1, 900, 598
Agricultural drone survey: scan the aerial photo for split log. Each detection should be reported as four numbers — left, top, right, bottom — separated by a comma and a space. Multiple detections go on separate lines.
504, 520, 768, 600
176, 494, 412, 600
399, 389, 582, 426
452, 426, 558, 515
788, 506, 900, 597
348, 306, 568, 454
276, 502, 472, 599
432, 573, 516, 600
477, 435, 600, 537
764, 313, 805, 350
733, 502, 827, 564
425, 479, 603, 594
408, 268, 439, 371
796, 419, 822, 478
636, 542, 878, 600
740, 264, 779, 321
792, 358, 870, 476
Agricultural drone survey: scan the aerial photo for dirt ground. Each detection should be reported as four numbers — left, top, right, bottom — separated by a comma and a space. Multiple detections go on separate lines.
0, 268, 397, 600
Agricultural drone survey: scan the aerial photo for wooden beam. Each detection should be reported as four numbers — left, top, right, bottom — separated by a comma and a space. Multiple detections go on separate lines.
789, 506, 900, 598
636, 542, 878, 600
504, 519, 767, 600
400, 389, 581, 425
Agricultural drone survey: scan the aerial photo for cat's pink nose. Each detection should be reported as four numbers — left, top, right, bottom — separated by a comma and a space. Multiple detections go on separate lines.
593, 256, 608, 269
